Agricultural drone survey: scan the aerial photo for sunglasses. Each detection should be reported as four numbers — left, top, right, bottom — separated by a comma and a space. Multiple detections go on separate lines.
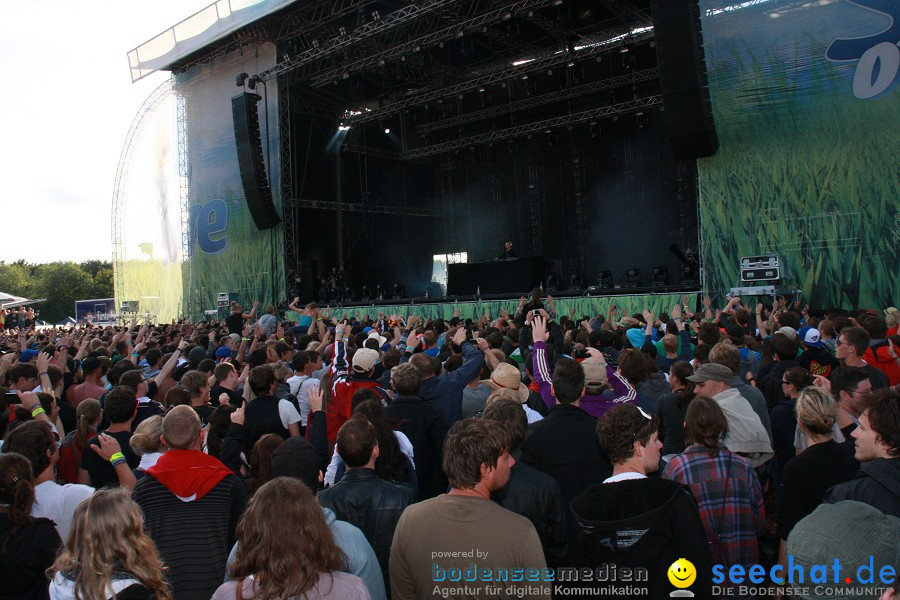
632, 405, 652, 438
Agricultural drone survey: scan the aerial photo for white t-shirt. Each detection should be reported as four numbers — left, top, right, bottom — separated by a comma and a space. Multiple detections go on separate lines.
32, 480, 94, 540
287, 375, 318, 425
278, 398, 302, 429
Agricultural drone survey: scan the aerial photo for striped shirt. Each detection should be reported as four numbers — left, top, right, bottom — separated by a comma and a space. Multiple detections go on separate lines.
133, 472, 247, 600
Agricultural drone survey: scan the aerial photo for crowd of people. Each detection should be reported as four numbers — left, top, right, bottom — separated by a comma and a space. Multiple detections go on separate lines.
0, 290, 898, 600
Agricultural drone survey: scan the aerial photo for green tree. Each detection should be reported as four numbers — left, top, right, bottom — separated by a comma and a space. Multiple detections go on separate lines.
31, 262, 95, 323
0, 261, 33, 298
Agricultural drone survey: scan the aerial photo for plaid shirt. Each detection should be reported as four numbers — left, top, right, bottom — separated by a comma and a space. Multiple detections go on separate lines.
662, 445, 765, 567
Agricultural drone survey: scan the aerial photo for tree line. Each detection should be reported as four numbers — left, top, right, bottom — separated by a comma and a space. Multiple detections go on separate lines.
0, 260, 113, 324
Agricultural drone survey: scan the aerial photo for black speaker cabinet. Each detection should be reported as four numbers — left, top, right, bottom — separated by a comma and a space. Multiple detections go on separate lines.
232, 92, 280, 230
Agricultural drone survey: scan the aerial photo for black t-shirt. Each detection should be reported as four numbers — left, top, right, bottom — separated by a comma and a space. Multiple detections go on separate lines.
210, 384, 241, 407
861, 364, 890, 390
191, 403, 215, 425
226, 313, 244, 335
0, 514, 61, 598
82, 429, 139, 489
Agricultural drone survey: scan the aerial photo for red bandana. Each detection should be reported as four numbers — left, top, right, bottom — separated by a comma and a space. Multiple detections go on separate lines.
146, 450, 232, 502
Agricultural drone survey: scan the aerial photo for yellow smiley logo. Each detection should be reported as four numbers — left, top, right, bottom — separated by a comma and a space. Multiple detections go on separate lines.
668, 558, 696, 588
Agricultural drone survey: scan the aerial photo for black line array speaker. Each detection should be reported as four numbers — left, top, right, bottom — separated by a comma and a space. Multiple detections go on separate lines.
650, 0, 719, 160
232, 92, 280, 230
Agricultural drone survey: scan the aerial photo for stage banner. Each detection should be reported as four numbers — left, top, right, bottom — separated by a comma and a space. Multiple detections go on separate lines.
117, 89, 184, 322
175, 44, 284, 318
697, 0, 899, 308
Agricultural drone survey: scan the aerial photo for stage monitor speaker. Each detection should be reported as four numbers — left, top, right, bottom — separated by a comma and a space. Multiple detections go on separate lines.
297, 259, 319, 303
232, 92, 280, 230
651, 0, 719, 160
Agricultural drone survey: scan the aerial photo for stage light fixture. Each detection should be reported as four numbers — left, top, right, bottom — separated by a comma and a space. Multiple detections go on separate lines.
235, 72, 249, 87
544, 273, 560, 292
569, 273, 586, 289
360, 285, 371, 302
624, 268, 641, 288
375, 285, 385, 300
393, 284, 406, 299
384, 127, 390, 134
652, 267, 669, 287
596, 270, 613, 289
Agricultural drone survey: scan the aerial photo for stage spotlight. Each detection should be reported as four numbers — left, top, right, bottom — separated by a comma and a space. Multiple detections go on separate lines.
652, 266, 669, 287
596, 270, 613, 289
624, 268, 641, 288
392, 283, 406, 299
384, 127, 390, 134
360, 285, 371, 302
590, 121, 600, 138
569, 272, 586, 289
235, 72, 249, 87
375, 284, 385, 300
681, 263, 699, 285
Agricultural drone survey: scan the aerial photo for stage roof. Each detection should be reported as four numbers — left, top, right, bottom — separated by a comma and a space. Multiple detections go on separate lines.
127, 0, 297, 82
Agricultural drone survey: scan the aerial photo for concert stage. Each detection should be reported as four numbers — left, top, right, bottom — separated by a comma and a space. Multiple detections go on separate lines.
116, 0, 896, 320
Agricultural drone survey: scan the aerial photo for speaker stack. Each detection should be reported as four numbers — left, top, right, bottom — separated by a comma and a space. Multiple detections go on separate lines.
232, 92, 280, 230
651, 0, 719, 160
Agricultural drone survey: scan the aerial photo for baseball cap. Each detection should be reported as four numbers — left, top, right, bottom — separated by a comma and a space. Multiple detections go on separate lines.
776, 326, 798, 340
884, 307, 898, 316
20, 348, 40, 362
581, 358, 608, 387
352, 348, 379, 373
797, 326, 822, 348
686, 363, 733, 384
215, 346, 232, 359
229, 333, 241, 343
786, 501, 900, 600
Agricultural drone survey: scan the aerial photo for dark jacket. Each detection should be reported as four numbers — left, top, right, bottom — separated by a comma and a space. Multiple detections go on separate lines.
491, 450, 568, 568
318, 468, 415, 590
572, 477, 714, 599
521, 403, 612, 565
242, 395, 289, 455
386, 394, 450, 499
414, 342, 484, 426
758, 359, 800, 411
635, 372, 669, 414
824, 457, 900, 517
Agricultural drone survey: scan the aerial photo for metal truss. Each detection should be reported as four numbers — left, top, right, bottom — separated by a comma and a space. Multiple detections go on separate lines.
344, 26, 654, 124
111, 77, 174, 308
417, 67, 659, 133
599, 0, 652, 27
289, 198, 439, 218
272, 0, 373, 40
279, 80, 296, 298
401, 95, 662, 158
306, 0, 559, 88
260, 0, 465, 82
342, 144, 403, 160
176, 91, 192, 318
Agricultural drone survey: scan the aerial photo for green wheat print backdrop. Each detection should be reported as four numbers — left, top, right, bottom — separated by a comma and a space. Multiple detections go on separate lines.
697, 0, 899, 308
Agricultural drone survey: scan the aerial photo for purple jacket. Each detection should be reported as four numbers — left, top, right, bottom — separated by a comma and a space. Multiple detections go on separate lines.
531, 341, 637, 419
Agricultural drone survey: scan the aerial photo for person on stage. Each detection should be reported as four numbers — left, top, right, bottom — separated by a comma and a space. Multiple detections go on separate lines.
497, 241, 517, 260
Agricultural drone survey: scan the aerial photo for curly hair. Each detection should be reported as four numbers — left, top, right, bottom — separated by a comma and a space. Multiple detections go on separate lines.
49, 488, 173, 600
596, 404, 658, 464
230, 477, 345, 599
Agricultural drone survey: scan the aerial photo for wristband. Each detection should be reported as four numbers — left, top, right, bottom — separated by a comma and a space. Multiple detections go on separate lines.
111, 456, 127, 468
31, 407, 46, 418
242, 337, 250, 341
39, 371, 48, 376
109, 452, 125, 464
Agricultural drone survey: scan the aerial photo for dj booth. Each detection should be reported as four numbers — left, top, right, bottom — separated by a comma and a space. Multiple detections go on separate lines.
447, 257, 545, 296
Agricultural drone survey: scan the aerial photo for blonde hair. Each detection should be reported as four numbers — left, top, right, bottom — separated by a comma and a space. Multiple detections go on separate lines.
49, 488, 173, 600
130, 415, 165, 456
273, 362, 292, 383
795, 386, 838, 436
